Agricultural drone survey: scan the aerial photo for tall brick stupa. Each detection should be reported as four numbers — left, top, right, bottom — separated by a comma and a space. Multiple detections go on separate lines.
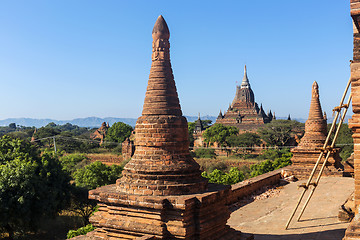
290, 81, 342, 179
116, 15, 207, 196
83, 16, 241, 239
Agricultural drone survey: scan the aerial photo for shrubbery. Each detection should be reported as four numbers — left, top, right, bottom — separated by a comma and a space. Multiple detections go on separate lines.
0, 136, 71, 238
201, 149, 293, 185
250, 149, 292, 177
193, 148, 216, 158
59, 153, 90, 175
202, 167, 245, 185
72, 161, 123, 190
67, 224, 95, 239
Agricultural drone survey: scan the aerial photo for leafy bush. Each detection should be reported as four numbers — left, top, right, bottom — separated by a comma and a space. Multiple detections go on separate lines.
193, 148, 216, 159
73, 161, 123, 190
250, 149, 292, 177
203, 124, 238, 146
67, 224, 95, 239
202, 167, 244, 185
105, 122, 133, 144
0, 136, 70, 238
59, 153, 90, 174
329, 123, 354, 161
257, 148, 289, 160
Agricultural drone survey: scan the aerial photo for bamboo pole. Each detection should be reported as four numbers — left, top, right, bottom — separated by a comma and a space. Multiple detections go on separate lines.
285, 77, 351, 229
297, 95, 351, 221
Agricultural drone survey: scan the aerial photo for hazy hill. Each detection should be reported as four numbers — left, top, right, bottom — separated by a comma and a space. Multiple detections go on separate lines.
0, 115, 334, 128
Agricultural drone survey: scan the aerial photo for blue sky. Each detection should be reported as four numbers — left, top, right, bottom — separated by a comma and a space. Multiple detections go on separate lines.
0, 1, 353, 120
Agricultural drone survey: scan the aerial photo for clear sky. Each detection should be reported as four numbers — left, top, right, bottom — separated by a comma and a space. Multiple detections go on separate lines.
0, 0, 353, 120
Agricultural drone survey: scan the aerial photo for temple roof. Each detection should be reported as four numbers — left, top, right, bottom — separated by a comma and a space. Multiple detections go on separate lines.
232, 65, 254, 105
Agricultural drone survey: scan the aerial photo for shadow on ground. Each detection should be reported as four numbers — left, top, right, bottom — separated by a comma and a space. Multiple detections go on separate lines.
245, 228, 346, 240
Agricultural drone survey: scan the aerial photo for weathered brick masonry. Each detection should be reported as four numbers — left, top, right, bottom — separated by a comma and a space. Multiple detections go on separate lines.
343, 1, 360, 239
78, 16, 244, 239
290, 81, 342, 179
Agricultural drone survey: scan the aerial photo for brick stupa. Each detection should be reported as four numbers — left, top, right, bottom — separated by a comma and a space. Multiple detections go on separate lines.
290, 81, 342, 179
83, 16, 241, 239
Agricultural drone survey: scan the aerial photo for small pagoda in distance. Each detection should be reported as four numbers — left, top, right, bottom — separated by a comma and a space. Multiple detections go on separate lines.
216, 65, 273, 131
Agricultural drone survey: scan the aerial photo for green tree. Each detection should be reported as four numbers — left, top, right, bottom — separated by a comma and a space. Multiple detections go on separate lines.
250, 149, 293, 177
73, 161, 123, 190
202, 124, 238, 146
226, 132, 261, 148
67, 224, 95, 239
258, 120, 304, 147
8, 123, 16, 130
328, 123, 354, 161
188, 122, 195, 147
201, 167, 244, 185
193, 148, 216, 158
104, 122, 133, 144
68, 185, 97, 225
0, 136, 70, 238
59, 153, 90, 175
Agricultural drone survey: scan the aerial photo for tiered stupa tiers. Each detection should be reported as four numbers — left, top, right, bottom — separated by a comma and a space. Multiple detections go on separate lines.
116, 15, 207, 196
84, 16, 241, 239
216, 65, 273, 131
296, 81, 327, 148
290, 81, 342, 179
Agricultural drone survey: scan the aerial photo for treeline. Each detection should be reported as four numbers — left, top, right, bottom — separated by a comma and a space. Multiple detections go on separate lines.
0, 136, 126, 239
189, 119, 354, 161
0, 121, 134, 154
201, 149, 292, 185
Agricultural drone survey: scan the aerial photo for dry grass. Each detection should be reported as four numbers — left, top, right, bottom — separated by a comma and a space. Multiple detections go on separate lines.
195, 157, 259, 172
86, 153, 124, 166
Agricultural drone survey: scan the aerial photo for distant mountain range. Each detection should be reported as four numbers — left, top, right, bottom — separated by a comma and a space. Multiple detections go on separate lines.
0, 116, 218, 128
0, 115, 350, 128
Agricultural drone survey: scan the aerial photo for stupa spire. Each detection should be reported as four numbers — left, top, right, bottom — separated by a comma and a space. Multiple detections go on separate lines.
142, 15, 182, 116
290, 81, 342, 179
241, 65, 250, 88
117, 15, 207, 196
296, 81, 327, 148
308, 81, 324, 120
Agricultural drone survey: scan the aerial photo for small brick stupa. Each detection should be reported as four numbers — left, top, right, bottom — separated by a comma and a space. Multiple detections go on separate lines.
84, 16, 241, 239
290, 81, 342, 179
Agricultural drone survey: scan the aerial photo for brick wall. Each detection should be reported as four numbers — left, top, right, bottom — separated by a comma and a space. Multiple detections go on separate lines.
226, 168, 283, 205
350, 0, 360, 213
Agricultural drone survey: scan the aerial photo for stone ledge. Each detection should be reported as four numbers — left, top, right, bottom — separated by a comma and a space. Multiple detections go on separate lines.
227, 168, 284, 205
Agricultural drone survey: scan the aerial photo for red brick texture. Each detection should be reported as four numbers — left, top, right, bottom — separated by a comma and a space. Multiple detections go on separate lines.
290, 82, 342, 179
343, 3, 360, 239
116, 15, 207, 196
78, 16, 246, 240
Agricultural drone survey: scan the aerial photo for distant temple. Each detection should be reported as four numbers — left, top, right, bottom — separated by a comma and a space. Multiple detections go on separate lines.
216, 65, 273, 131
90, 122, 109, 144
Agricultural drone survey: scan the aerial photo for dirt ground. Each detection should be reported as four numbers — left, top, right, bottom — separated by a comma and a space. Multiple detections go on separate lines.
228, 176, 354, 240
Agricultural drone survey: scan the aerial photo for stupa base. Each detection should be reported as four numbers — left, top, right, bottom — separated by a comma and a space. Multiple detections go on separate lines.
76, 183, 244, 240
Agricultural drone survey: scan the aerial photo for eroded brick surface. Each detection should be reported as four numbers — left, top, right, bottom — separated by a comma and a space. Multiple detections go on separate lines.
290, 82, 342, 179
81, 16, 243, 240
115, 15, 207, 197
